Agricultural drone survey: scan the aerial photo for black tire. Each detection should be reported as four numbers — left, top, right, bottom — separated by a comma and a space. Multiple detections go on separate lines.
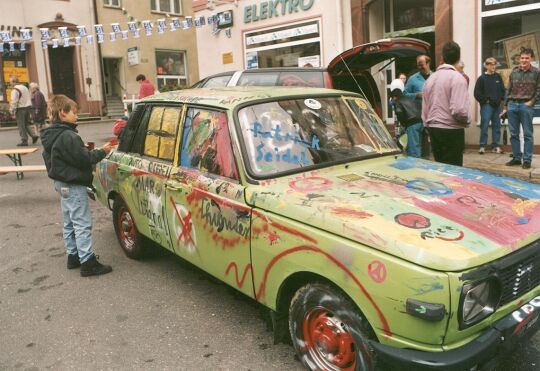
112, 197, 147, 259
289, 283, 377, 371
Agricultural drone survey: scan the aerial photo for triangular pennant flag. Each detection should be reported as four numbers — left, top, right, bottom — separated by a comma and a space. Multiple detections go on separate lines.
20, 29, 32, 41
9, 42, 15, 51
58, 27, 69, 39
40, 40, 47, 49
121, 30, 129, 40
111, 23, 121, 33
86, 34, 94, 44
109, 32, 116, 42
39, 28, 50, 40
63, 38, 70, 47
20, 42, 26, 51
94, 24, 104, 35
97, 34, 104, 43
75, 36, 81, 46
52, 38, 59, 48
77, 25, 87, 37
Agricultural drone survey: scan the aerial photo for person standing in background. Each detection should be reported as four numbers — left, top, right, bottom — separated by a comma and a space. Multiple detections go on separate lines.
30, 82, 48, 132
136, 74, 156, 99
455, 60, 470, 86
502, 47, 540, 170
10, 76, 39, 146
474, 57, 506, 154
390, 79, 423, 158
422, 41, 471, 166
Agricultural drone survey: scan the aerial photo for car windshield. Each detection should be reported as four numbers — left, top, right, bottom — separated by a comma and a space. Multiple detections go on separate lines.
237, 96, 398, 177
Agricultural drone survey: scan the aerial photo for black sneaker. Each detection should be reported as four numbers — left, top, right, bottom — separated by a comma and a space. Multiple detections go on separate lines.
80, 255, 112, 277
67, 254, 81, 269
16, 142, 28, 147
522, 162, 531, 169
506, 159, 522, 166
32, 136, 39, 144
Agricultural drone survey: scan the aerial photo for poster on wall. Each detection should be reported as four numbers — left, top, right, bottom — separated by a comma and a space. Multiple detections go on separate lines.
246, 52, 258, 69
3, 61, 29, 103
502, 32, 540, 68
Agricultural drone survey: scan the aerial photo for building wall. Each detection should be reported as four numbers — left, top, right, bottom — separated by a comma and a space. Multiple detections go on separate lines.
97, 0, 199, 98
0, 0, 102, 115
193, 0, 353, 80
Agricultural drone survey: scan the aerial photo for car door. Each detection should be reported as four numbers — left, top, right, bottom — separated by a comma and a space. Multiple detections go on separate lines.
164, 107, 254, 297
115, 104, 182, 250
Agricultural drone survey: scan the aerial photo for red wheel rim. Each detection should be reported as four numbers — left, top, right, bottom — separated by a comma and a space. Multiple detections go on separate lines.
118, 207, 135, 250
302, 308, 357, 370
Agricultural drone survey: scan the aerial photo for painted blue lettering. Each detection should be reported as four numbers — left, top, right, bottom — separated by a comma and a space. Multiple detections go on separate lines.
269, 0, 279, 17
260, 2, 269, 19
244, 5, 252, 23
252, 4, 260, 21
289, 0, 300, 13
256, 143, 264, 161
300, 0, 315, 11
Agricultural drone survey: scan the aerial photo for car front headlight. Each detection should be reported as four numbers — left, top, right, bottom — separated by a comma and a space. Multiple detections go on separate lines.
459, 278, 501, 329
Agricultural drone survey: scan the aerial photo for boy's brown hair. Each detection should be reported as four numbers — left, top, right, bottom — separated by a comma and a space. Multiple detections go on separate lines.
48, 94, 78, 123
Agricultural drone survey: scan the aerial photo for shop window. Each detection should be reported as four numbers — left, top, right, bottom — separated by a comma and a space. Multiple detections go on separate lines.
144, 106, 181, 161
2, 45, 28, 103
180, 108, 239, 180
155, 49, 188, 91
104, 0, 121, 7
244, 19, 322, 69
482, 6, 540, 122
151, 0, 182, 15
384, 0, 434, 32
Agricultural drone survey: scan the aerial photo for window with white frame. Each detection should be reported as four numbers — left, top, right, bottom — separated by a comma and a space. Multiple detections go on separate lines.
104, 0, 121, 7
151, 0, 182, 15
155, 49, 188, 91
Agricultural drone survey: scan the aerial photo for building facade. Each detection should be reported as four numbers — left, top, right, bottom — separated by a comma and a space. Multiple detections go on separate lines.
0, 0, 103, 119
96, 0, 199, 115
192, 0, 354, 77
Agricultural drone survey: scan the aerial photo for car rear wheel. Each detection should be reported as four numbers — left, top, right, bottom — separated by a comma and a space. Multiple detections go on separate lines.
113, 197, 147, 259
289, 283, 376, 371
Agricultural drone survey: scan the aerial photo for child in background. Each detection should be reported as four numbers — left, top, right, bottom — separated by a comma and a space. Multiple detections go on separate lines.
40, 95, 113, 277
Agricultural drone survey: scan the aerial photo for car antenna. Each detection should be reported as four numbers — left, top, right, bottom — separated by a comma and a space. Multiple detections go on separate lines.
338, 54, 370, 104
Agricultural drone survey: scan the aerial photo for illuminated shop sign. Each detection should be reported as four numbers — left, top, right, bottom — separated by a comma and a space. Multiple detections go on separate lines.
244, 0, 315, 24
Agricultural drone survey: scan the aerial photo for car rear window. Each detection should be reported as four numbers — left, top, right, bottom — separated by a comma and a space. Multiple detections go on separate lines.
202, 75, 233, 88
237, 72, 279, 86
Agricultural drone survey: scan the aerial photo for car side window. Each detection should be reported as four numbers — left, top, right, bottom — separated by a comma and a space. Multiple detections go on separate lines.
278, 71, 324, 87
202, 75, 233, 87
180, 108, 239, 180
143, 106, 182, 161
237, 72, 279, 86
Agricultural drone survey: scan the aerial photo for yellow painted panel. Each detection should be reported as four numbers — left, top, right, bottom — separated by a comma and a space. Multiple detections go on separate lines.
148, 107, 165, 131
162, 108, 180, 134
144, 134, 159, 157
159, 137, 175, 160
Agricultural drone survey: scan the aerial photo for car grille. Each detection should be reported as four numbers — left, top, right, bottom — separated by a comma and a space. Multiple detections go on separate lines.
498, 243, 540, 306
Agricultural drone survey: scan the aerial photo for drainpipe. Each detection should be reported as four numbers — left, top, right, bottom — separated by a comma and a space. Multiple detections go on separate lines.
336, 0, 344, 52
362, 0, 377, 44
92, 0, 105, 116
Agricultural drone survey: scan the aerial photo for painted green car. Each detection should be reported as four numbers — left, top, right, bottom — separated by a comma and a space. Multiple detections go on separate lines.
94, 87, 540, 370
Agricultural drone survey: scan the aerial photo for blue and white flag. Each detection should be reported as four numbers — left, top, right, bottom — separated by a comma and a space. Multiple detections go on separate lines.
97, 33, 104, 43
63, 38, 70, 47
194, 17, 202, 28
86, 34, 94, 44
39, 28, 50, 40
9, 42, 15, 52
121, 30, 129, 40
52, 38, 59, 48
20, 42, 26, 51
94, 24, 104, 35
198, 16, 206, 26
111, 23, 121, 33
185, 16, 193, 28
77, 25, 87, 37
20, 29, 32, 41
133, 29, 140, 38
157, 19, 166, 34
0, 43, 4, 52
75, 36, 81, 46
170, 18, 181, 31
40, 40, 47, 49
142, 20, 152, 36
207, 15, 215, 24
58, 27, 69, 39
109, 32, 116, 42
1, 31, 12, 42
127, 21, 137, 33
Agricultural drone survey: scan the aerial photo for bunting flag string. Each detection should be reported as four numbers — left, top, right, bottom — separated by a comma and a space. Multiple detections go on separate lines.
1, 12, 225, 51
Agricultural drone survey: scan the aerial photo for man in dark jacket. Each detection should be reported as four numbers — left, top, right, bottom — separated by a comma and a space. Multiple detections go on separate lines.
390, 80, 423, 158
41, 95, 113, 277
474, 57, 506, 154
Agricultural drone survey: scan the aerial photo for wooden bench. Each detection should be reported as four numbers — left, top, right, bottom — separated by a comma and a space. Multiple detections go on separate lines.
0, 147, 41, 180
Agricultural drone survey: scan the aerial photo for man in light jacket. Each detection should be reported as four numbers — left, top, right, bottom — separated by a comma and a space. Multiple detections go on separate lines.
10, 76, 39, 146
422, 41, 471, 166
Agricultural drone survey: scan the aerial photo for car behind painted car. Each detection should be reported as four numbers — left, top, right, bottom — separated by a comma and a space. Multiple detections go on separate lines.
94, 87, 540, 370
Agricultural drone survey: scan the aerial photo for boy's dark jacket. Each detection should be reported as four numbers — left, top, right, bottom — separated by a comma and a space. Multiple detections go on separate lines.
40, 122, 106, 186
393, 96, 422, 127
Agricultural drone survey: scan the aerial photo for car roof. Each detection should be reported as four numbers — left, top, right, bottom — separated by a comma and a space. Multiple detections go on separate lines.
141, 86, 357, 110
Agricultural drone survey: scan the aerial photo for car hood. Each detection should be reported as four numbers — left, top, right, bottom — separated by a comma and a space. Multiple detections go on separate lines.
245, 156, 540, 271
328, 37, 430, 75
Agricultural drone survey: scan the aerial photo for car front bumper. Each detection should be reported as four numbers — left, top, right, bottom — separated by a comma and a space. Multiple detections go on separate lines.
370, 295, 540, 370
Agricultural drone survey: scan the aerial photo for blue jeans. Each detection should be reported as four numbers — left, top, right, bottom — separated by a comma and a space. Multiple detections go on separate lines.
406, 122, 423, 158
54, 181, 94, 263
507, 102, 534, 162
479, 104, 501, 147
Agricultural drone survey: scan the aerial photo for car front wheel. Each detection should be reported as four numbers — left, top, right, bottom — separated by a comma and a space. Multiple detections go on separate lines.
289, 283, 376, 371
113, 197, 147, 259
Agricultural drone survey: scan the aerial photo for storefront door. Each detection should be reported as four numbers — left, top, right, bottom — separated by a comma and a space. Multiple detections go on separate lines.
48, 46, 76, 100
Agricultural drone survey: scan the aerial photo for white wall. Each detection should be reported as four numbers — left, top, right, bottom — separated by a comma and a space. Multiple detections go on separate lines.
194, 0, 352, 79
